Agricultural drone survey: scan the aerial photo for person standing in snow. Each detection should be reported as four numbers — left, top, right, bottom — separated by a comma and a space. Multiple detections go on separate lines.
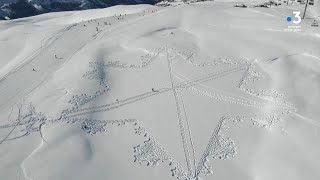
55, 55, 63, 59
152, 88, 159, 92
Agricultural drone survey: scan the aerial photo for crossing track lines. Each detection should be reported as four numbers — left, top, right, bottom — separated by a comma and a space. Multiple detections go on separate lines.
63, 65, 248, 119
166, 46, 194, 176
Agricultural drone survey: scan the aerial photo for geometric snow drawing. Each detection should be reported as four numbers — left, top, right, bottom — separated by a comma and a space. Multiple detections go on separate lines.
65, 47, 296, 180
0, 45, 296, 180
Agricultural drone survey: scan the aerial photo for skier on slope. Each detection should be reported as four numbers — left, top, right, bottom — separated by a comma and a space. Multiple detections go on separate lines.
152, 88, 159, 92
55, 55, 63, 59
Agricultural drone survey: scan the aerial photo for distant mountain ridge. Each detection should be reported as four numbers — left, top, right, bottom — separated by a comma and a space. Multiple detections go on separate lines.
0, 0, 160, 20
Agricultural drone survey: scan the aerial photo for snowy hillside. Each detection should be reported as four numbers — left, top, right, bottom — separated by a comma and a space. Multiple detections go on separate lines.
0, 1, 320, 180
0, 0, 159, 19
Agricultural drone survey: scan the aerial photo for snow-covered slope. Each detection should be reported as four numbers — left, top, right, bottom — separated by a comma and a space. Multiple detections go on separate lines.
0, 0, 160, 19
0, 1, 320, 180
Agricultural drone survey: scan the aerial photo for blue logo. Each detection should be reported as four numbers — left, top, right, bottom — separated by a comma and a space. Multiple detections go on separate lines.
286, 12, 301, 24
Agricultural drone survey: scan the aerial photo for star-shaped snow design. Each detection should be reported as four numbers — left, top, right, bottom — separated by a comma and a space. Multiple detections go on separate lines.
0, 46, 296, 180
61, 46, 295, 179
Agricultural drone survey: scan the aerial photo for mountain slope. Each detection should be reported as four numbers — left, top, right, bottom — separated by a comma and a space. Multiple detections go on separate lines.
0, 0, 160, 19
0, 1, 320, 180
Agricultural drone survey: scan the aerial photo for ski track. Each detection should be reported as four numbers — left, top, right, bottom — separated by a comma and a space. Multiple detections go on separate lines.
0, 23, 77, 84
169, 49, 293, 179
61, 60, 248, 119
178, 91, 197, 177
166, 46, 194, 176
0, 7, 161, 114
293, 112, 320, 128
172, 68, 269, 109
0, 23, 101, 113
20, 139, 45, 180
62, 65, 248, 118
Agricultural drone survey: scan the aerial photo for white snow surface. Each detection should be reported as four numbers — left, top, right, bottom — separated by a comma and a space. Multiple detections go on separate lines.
0, 1, 320, 180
